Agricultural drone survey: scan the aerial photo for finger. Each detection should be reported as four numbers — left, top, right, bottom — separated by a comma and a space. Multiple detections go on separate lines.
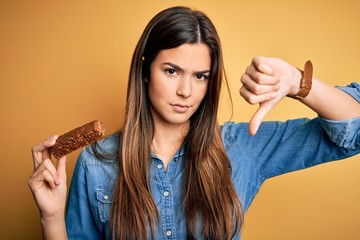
30, 159, 60, 190
240, 85, 277, 105
248, 101, 275, 136
248, 57, 280, 85
241, 73, 280, 96
32, 135, 58, 153
42, 169, 57, 189
56, 156, 67, 182
29, 171, 55, 192
251, 56, 273, 75
41, 159, 61, 184
256, 62, 273, 76
31, 135, 58, 168
244, 65, 269, 85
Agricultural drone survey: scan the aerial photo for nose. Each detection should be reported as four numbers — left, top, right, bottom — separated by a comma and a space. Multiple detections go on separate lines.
176, 76, 192, 98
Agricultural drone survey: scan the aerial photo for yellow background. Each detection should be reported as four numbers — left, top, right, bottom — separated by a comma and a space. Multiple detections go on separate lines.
1, 0, 359, 239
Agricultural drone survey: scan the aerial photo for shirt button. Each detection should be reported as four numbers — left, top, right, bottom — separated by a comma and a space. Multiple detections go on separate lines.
157, 164, 163, 169
165, 230, 172, 237
103, 195, 109, 200
163, 191, 170, 197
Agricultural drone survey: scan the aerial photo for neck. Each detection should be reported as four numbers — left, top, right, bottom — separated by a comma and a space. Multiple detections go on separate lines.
152, 121, 189, 168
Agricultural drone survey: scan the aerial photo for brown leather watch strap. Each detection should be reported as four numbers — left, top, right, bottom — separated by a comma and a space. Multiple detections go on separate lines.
288, 60, 313, 99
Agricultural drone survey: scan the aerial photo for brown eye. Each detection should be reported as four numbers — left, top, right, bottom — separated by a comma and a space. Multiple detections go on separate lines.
196, 73, 209, 81
165, 68, 177, 75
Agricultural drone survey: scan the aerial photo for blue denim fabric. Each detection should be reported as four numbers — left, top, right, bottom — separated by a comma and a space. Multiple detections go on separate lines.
65, 83, 360, 239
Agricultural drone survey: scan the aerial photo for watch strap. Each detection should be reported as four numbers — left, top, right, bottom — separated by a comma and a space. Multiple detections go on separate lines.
288, 60, 313, 99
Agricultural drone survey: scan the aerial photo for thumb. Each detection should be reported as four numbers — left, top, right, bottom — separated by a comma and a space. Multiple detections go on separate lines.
248, 101, 274, 136
56, 156, 67, 179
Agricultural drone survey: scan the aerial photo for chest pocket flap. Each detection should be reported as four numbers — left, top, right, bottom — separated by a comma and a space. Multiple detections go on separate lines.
96, 188, 113, 222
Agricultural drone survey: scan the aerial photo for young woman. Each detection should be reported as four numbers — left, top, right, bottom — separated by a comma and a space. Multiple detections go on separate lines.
29, 6, 360, 240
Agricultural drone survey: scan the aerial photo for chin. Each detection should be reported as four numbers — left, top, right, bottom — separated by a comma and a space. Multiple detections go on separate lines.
165, 116, 191, 125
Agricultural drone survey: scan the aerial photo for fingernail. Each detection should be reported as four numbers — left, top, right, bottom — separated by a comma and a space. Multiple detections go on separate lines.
55, 177, 60, 185
49, 135, 58, 141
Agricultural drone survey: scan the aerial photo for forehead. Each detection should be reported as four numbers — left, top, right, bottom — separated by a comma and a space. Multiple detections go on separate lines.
154, 43, 211, 70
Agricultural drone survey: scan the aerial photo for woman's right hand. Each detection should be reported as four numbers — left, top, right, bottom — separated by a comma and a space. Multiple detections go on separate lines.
29, 135, 68, 220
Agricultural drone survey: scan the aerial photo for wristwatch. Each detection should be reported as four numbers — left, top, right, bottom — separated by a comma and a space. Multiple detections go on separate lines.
288, 60, 313, 99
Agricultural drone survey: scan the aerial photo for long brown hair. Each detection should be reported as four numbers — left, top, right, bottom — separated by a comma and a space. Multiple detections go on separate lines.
111, 6, 243, 239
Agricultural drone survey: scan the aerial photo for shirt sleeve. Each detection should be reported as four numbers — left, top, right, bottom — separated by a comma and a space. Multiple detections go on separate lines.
223, 82, 360, 180
319, 116, 360, 149
223, 116, 360, 181
336, 82, 360, 102
321, 82, 360, 149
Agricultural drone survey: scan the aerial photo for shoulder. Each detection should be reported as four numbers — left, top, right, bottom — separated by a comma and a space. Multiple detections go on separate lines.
78, 131, 121, 166
220, 121, 259, 148
220, 121, 248, 136
96, 131, 121, 153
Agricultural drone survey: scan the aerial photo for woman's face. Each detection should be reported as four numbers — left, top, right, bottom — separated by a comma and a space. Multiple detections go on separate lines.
148, 43, 210, 128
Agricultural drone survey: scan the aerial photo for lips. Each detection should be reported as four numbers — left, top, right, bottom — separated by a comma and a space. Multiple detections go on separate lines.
170, 103, 190, 113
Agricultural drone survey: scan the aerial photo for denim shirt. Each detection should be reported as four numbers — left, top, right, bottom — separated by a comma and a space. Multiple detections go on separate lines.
65, 83, 360, 239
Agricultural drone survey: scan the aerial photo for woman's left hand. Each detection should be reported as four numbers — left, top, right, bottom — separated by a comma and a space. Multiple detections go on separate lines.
240, 56, 301, 136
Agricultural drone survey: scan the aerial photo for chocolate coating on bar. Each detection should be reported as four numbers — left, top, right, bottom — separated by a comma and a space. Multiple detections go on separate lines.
50, 120, 105, 159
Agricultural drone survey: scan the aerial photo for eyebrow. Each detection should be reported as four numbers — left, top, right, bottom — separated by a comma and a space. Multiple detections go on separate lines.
162, 62, 210, 74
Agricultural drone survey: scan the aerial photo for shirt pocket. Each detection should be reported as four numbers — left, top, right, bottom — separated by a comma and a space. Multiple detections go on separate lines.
96, 188, 113, 222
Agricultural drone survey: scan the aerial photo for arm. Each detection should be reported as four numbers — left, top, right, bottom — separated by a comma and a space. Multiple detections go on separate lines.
223, 117, 360, 181
28, 136, 68, 240
240, 56, 360, 135
302, 78, 360, 120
